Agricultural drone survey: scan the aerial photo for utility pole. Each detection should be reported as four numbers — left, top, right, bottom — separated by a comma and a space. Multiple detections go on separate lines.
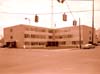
51, 0, 55, 40
51, 0, 54, 28
79, 18, 81, 49
92, 0, 94, 44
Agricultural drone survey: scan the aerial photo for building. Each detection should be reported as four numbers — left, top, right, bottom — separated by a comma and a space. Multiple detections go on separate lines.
0, 38, 4, 47
96, 29, 100, 43
3, 24, 97, 48
4, 24, 51, 48
54, 25, 97, 48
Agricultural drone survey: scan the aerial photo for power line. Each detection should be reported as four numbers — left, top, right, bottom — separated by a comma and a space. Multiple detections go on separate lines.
65, 1, 75, 20
0, 10, 100, 15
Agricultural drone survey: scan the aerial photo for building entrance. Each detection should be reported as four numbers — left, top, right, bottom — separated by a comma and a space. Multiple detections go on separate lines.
3, 41, 17, 48
46, 41, 59, 47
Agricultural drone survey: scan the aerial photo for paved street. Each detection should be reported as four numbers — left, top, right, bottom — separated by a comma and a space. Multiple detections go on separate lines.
0, 46, 100, 74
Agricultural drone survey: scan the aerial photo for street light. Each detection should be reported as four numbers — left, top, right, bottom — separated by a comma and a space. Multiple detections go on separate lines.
25, 17, 31, 24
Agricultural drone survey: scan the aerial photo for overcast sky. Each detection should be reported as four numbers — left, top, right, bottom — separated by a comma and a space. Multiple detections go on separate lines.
0, 0, 100, 37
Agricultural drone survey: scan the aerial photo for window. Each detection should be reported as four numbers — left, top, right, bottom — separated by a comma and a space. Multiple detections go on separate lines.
39, 42, 45, 45
31, 34, 35, 38
24, 34, 30, 38
40, 35, 46, 39
78, 41, 83, 44
24, 42, 30, 45
10, 36, 13, 39
31, 28, 34, 31
72, 41, 82, 45
67, 34, 72, 38
26, 28, 29, 31
60, 41, 66, 45
31, 42, 35, 45
48, 30, 54, 33
89, 31, 91, 34
10, 28, 13, 32
33, 28, 46, 32
31, 42, 38, 45
89, 36, 91, 40
72, 41, 76, 45
59, 36, 63, 39
41, 29, 46, 32
49, 36, 52, 39
64, 30, 68, 32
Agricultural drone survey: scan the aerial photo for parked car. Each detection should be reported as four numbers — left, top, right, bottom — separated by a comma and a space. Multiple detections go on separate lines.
82, 44, 95, 49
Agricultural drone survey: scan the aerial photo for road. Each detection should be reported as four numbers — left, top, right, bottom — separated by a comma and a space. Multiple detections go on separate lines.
0, 46, 100, 74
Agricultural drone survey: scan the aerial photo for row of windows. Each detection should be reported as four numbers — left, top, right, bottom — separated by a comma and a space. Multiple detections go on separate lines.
48, 34, 73, 39
55, 34, 73, 39
24, 34, 73, 39
24, 42, 45, 45
72, 41, 83, 45
48, 30, 71, 33
24, 34, 46, 39
9, 28, 72, 34
59, 41, 66, 45
25, 28, 76, 33
9, 28, 92, 34
25, 27, 47, 32
24, 41, 83, 46
9, 28, 47, 33
24, 41, 66, 46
